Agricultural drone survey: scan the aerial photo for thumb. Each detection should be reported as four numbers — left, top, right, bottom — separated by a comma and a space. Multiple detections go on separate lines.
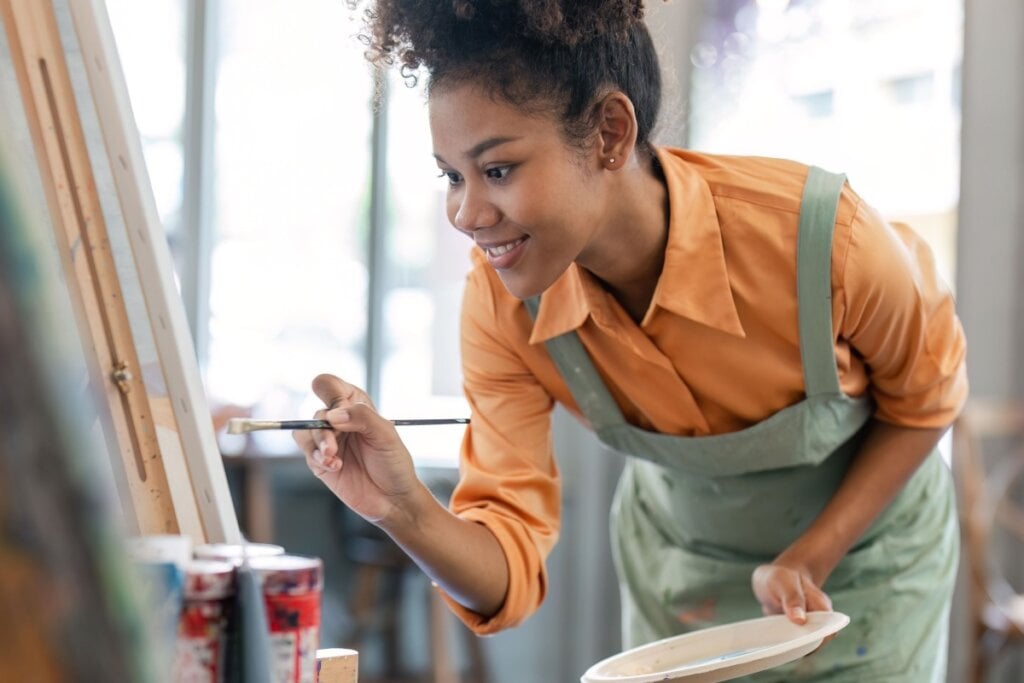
312, 373, 366, 409
780, 579, 808, 624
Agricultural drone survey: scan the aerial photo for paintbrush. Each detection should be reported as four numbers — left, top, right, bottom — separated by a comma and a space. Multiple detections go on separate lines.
226, 417, 470, 435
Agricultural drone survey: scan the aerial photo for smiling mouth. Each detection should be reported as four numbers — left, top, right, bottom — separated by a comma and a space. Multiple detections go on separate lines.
484, 237, 526, 257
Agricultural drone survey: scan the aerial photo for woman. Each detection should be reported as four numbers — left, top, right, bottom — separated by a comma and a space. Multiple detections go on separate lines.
295, 2, 967, 680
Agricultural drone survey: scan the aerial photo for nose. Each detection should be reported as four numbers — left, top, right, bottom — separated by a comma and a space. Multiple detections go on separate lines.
450, 183, 500, 233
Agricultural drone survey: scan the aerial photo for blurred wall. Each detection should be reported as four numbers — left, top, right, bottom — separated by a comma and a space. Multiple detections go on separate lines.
952, 1, 1024, 681
957, 1, 1024, 395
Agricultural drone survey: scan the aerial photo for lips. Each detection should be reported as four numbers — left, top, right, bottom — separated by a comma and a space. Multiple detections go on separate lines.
480, 236, 529, 270
484, 237, 525, 257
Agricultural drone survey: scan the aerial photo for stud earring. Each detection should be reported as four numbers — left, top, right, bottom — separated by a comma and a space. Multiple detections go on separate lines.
608, 157, 616, 166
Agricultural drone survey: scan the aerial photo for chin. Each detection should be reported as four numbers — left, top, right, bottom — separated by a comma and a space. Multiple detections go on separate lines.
496, 272, 548, 301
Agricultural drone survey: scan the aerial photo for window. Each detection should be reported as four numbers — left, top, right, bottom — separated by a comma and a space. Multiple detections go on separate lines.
378, 74, 472, 467
107, 1, 468, 464
689, 0, 963, 286
204, 0, 374, 454
105, 0, 186, 264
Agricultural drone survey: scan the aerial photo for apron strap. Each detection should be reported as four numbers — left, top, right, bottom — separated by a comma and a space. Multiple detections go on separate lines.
523, 296, 627, 431
796, 166, 847, 398
526, 164, 847, 426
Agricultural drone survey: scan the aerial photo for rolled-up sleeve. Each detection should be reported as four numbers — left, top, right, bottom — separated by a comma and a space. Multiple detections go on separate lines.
440, 262, 561, 634
839, 200, 968, 427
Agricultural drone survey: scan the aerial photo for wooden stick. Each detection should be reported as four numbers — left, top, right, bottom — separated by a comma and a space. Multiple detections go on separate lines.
316, 648, 358, 683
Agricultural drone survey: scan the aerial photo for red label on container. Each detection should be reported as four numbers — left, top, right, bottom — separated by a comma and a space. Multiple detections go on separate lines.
266, 594, 320, 682
266, 593, 322, 631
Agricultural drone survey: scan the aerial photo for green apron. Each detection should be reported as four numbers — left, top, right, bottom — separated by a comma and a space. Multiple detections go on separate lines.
525, 168, 958, 681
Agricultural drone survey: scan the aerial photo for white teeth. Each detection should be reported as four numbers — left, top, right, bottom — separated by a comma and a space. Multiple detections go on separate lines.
486, 238, 524, 257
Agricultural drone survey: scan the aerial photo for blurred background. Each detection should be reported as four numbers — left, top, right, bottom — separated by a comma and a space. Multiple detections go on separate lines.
4, 0, 1023, 681
101, 0, 966, 467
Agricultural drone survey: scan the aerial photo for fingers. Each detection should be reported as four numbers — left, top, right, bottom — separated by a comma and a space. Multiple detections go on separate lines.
293, 421, 316, 458
324, 401, 398, 446
303, 444, 339, 477
311, 407, 339, 460
293, 407, 341, 473
298, 376, 397, 484
780, 575, 833, 626
752, 564, 790, 616
804, 582, 837, 651
295, 431, 341, 474
803, 579, 833, 613
779, 575, 808, 624
753, 564, 833, 626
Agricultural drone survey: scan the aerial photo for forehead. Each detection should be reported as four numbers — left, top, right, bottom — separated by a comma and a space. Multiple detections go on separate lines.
428, 82, 562, 155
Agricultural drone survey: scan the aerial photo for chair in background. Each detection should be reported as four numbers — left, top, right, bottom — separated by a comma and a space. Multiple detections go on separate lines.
952, 399, 1024, 682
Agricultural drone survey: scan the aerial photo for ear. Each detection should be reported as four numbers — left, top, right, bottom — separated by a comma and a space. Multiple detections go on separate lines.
595, 91, 638, 171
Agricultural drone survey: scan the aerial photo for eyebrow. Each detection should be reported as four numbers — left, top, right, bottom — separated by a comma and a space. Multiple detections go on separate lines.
434, 135, 521, 164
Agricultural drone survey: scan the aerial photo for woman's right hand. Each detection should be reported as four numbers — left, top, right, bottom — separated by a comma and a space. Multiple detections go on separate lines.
293, 373, 422, 524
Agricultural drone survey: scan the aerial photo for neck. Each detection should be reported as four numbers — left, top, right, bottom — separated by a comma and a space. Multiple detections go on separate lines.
579, 154, 670, 323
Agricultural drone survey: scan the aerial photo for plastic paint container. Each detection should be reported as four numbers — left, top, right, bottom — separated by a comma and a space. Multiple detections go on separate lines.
175, 560, 236, 682
249, 554, 324, 683
193, 543, 283, 680
125, 535, 192, 671
131, 559, 184, 673
125, 533, 193, 568
194, 542, 285, 564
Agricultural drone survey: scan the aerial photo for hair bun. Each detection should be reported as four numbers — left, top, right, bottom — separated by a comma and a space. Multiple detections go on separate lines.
354, 0, 662, 164
453, 0, 646, 47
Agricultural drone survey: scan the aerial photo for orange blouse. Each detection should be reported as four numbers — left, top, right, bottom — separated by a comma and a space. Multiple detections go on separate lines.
442, 147, 968, 634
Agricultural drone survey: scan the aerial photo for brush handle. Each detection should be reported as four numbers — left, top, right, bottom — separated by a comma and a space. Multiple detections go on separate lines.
391, 418, 470, 426
226, 417, 469, 434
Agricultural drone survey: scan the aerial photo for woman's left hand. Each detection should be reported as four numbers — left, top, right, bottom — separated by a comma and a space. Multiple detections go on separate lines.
751, 562, 832, 625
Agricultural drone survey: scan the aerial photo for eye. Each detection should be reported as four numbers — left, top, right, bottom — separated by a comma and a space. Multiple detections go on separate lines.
438, 169, 462, 187
485, 165, 513, 182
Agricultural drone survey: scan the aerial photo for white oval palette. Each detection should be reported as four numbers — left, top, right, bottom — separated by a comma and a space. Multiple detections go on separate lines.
581, 611, 850, 683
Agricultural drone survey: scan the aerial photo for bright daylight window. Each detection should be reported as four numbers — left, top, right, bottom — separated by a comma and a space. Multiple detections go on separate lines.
379, 75, 473, 468
107, 1, 469, 465
203, 0, 374, 455
688, 0, 963, 286
105, 0, 186, 264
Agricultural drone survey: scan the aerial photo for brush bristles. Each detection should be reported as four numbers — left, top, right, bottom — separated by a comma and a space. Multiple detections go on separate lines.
226, 418, 268, 434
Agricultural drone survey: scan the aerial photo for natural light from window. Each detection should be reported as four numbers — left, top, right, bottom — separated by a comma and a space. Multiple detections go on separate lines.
688, 0, 962, 287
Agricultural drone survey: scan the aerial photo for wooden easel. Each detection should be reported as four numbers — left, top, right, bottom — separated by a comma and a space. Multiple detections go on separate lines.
1, 2, 359, 679
0, 0, 238, 543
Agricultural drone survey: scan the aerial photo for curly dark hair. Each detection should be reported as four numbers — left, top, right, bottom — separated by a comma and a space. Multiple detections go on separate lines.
353, 0, 663, 157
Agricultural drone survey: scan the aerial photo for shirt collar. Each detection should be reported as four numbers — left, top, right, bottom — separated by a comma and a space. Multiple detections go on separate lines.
647, 147, 745, 338
528, 147, 746, 344
527, 263, 596, 344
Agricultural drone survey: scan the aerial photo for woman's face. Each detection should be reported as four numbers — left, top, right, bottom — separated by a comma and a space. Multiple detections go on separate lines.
429, 82, 608, 299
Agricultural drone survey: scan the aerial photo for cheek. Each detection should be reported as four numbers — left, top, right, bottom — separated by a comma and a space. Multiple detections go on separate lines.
532, 174, 591, 224
508, 179, 559, 226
